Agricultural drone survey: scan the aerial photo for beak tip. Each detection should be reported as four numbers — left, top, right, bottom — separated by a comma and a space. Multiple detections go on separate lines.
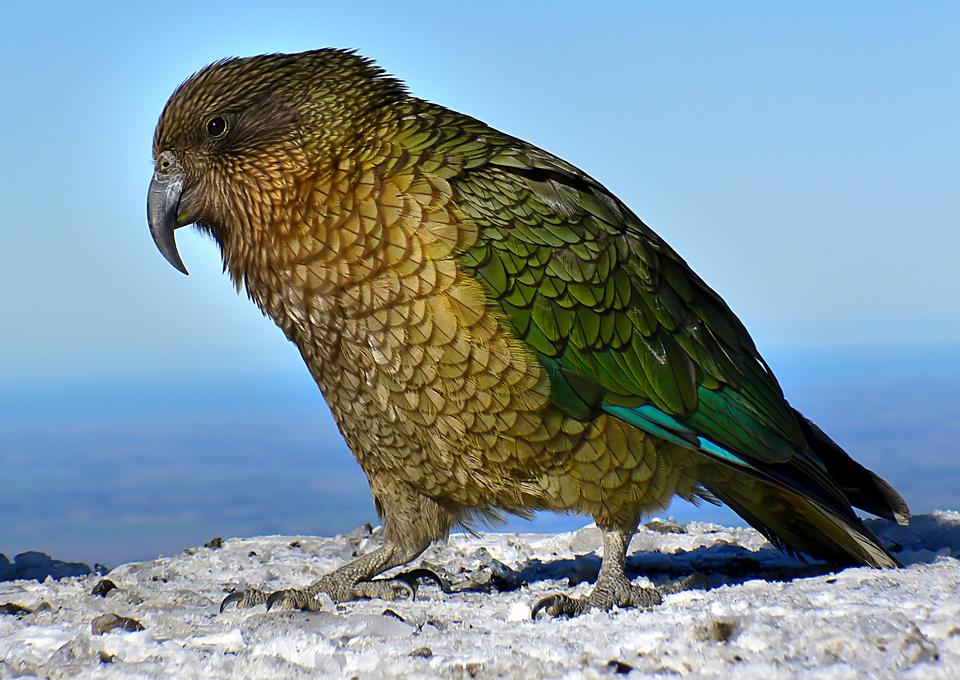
164, 251, 190, 276
165, 251, 190, 276
148, 170, 191, 276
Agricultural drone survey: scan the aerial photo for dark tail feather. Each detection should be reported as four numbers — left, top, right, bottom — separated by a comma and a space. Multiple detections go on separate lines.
704, 472, 901, 568
698, 409, 907, 568
793, 409, 910, 526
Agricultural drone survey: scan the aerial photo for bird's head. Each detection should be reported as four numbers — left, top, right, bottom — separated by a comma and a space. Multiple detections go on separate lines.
147, 49, 406, 274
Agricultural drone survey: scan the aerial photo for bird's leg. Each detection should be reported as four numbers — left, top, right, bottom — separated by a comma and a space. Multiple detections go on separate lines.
221, 480, 451, 612
532, 526, 666, 619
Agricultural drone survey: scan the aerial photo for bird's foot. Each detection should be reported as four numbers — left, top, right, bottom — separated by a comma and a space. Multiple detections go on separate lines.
263, 577, 415, 611
532, 578, 661, 619
220, 568, 448, 612
220, 588, 270, 612
531, 573, 704, 619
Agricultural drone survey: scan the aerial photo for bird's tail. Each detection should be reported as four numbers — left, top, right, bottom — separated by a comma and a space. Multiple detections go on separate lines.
697, 410, 909, 568
703, 467, 901, 568
791, 408, 910, 526
610, 400, 907, 567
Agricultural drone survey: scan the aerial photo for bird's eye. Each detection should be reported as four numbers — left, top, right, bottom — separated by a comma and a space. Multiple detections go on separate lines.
206, 116, 227, 138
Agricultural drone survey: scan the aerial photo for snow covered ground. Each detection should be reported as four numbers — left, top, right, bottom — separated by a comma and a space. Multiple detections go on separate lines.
2, 512, 959, 679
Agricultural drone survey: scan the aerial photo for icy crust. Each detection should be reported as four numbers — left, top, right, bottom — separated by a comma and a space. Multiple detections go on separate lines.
2, 512, 960, 679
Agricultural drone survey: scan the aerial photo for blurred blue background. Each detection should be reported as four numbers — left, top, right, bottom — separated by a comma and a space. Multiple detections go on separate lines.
1, 2, 957, 565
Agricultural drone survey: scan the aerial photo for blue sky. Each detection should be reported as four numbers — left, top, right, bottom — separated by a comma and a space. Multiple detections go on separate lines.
1, 1, 957, 384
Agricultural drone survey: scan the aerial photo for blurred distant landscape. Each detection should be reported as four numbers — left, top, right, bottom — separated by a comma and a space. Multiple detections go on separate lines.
1, 344, 957, 567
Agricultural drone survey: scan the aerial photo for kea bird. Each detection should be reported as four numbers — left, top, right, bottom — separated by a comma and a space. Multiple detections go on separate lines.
147, 49, 909, 617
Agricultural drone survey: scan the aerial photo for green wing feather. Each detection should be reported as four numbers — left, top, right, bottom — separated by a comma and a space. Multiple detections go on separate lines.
439, 118, 808, 467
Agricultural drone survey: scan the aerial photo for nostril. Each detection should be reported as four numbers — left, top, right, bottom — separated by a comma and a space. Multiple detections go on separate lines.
156, 151, 179, 175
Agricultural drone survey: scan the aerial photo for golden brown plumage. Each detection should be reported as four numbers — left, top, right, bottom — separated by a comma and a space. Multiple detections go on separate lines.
148, 49, 907, 616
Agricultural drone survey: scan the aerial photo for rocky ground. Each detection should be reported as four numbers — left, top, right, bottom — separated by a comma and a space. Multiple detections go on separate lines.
2, 512, 959, 678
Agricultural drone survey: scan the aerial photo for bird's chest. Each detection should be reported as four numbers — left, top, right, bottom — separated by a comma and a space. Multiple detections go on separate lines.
266, 270, 582, 504
235, 165, 586, 504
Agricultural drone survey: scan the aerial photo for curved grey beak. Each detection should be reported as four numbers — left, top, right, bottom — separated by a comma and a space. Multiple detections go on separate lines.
147, 159, 189, 275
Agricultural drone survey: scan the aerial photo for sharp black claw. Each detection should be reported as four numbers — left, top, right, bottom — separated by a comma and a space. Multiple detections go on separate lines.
395, 568, 453, 594
531, 594, 559, 620
265, 590, 286, 611
219, 591, 245, 613
393, 579, 417, 601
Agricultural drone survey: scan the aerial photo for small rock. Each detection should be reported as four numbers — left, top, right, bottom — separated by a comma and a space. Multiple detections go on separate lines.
91, 579, 118, 597
410, 646, 433, 658
204, 537, 224, 549
91, 613, 145, 635
455, 553, 523, 592
709, 618, 738, 643
607, 659, 634, 674
644, 518, 686, 534
695, 617, 739, 643
99, 651, 116, 664
0, 603, 32, 616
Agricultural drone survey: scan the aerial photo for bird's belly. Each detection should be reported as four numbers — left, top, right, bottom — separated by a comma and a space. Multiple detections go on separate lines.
313, 327, 568, 507
310, 327, 690, 522
270, 280, 693, 522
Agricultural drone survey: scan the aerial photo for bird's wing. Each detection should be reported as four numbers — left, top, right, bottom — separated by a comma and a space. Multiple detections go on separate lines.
423, 113, 851, 508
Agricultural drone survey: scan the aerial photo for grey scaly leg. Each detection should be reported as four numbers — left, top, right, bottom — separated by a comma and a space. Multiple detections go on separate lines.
532, 526, 667, 618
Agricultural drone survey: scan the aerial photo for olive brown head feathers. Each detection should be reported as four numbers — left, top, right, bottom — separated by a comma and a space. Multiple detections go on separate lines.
147, 48, 407, 274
